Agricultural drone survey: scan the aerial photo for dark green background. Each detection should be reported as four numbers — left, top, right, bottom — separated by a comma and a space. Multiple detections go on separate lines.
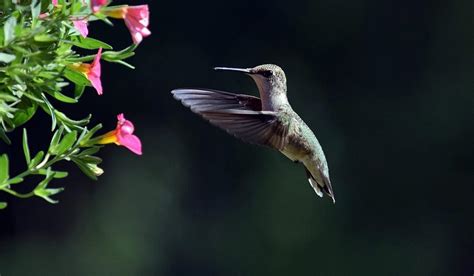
1, 0, 473, 275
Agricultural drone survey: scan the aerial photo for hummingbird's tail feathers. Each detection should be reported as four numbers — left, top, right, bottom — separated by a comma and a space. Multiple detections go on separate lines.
305, 168, 336, 203
171, 89, 289, 150
308, 178, 324, 197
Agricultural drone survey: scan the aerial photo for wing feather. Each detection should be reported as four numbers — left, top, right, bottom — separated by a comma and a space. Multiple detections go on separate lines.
172, 88, 288, 149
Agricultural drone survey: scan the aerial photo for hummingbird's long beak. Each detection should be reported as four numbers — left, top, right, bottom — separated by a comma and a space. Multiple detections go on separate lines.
214, 67, 252, 74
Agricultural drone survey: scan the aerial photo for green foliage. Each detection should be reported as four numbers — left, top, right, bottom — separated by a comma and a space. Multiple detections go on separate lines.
71, 36, 113, 50
0, 125, 104, 204
0, 0, 146, 208
0, 154, 9, 185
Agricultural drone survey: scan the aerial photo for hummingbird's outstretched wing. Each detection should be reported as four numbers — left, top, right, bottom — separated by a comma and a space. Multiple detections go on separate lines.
172, 89, 289, 150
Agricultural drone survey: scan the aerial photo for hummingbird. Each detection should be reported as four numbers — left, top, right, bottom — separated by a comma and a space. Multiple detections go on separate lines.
171, 64, 335, 203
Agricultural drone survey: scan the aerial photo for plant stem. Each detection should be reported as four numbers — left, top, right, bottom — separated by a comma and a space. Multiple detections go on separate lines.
1, 188, 35, 199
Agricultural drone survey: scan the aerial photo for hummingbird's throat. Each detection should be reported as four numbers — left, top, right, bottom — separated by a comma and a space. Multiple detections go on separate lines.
251, 74, 288, 111
259, 88, 288, 111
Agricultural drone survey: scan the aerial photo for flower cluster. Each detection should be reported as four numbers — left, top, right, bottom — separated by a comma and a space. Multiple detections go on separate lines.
0, 0, 150, 208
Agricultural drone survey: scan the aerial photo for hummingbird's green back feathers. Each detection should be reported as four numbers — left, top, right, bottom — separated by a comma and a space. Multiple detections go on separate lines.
171, 89, 289, 150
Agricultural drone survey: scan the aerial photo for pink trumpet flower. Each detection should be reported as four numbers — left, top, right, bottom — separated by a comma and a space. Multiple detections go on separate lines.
98, 114, 143, 155
103, 5, 151, 44
70, 48, 102, 95
52, 0, 58, 5
73, 19, 89, 37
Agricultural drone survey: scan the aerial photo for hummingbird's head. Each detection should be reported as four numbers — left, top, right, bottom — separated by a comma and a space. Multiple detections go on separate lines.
214, 64, 287, 95
249, 64, 287, 94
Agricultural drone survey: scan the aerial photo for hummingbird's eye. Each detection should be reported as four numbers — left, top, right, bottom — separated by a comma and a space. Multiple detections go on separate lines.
261, 71, 273, 78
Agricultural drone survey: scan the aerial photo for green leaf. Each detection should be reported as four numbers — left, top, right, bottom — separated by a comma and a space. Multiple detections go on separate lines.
38, 71, 58, 80
65, 54, 95, 63
0, 93, 18, 102
102, 44, 137, 60
79, 155, 102, 164
0, 128, 11, 145
48, 127, 63, 154
34, 170, 64, 204
78, 146, 101, 157
94, 13, 114, 26
34, 34, 57, 42
52, 130, 77, 155
31, 0, 41, 20
0, 52, 16, 63
64, 67, 90, 86
29, 151, 44, 169
56, 42, 73, 56
40, 95, 57, 130
71, 157, 98, 180
35, 187, 64, 204
74, 84, 85, 99
79, 124, 102, 145
8, 177, 23, 184
109, 59, 135, 69
102, 51, 134, 61
4, 16, 16, 45
45, 90, 78, 104
55, 111, 91, 127
12, 99, 37, 127
23, 91, 45, 103
11, 45, 30, 55
35, 168, 55, 190
23, 129, 31, 165
0, 202, 7, 209
37, 169, 68, 178
53, 172, 68, 179
70, 37, 113, 50
71, 0, 85, 13
0, 154, 9, 184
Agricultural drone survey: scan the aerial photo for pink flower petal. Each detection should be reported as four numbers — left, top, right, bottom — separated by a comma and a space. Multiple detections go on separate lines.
87, 48, 102, 95
117, 113, 125, 122
123, 5, 151, 44
127, 5, 149, 25
116, 113, 135, 137
118, 134, 142, 155
141, 27, 151, 36
91, 48, 102, 69
73, 19, 89, 37
130, 31, 144, 45
119, 120, 135, 136
88, 73, 102, 95
39, 13, 49, 19
52, 0, 58, 6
